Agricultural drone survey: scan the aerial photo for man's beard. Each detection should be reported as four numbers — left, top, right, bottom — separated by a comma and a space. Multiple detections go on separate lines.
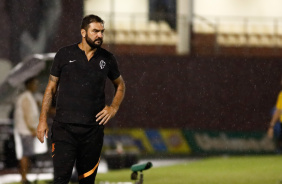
85, 33, 103, 49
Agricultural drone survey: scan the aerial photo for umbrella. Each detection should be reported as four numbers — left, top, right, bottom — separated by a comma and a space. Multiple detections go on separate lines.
0, 53, 55, 104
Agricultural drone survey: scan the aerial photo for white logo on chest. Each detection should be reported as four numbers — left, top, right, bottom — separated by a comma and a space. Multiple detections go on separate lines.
99, 60, 106, 69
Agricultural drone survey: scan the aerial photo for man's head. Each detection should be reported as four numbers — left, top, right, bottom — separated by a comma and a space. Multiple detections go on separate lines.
81, 14, 105, 49
25, 77, 39, 93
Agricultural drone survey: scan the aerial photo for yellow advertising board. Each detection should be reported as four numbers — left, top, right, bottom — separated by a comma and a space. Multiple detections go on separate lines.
159, 129, 191, 154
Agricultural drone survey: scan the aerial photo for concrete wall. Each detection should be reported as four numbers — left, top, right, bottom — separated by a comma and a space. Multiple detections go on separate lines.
84, 0, 148, 14
85, 0, 282, 18
84, 0, 149, 30
109, 54, 281, 131
194, 0, 282, 17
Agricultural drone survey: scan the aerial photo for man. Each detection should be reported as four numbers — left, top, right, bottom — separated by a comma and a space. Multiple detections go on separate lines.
37, 14, 125, 184
267, 77, 282, 138
14, 77, 41, 184
267, 91, 282, 139
267, 78, 282, 152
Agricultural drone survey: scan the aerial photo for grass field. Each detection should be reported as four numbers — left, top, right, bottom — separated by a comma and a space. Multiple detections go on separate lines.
94, 155, 282, 184
8, 155, 282, 184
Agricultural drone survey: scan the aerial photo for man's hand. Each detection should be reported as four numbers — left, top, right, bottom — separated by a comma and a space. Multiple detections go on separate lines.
96, 76, 125, 125
267, 127, 274, 139
36, 75, 58, 143
96, 105, 118, 125
37, 121, 49, 143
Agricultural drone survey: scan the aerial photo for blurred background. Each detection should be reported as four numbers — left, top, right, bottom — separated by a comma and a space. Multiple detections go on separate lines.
0, 0, 282, 182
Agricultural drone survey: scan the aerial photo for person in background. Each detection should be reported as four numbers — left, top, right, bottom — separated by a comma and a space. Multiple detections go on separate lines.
267, 78, 282, 152
14, 77, 41, 184
37, 14, 125, 184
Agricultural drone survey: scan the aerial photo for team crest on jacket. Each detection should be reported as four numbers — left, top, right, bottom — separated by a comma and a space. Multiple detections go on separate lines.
99, 60, 106, 69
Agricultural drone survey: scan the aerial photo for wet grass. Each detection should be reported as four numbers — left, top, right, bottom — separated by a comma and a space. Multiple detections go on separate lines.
96, 155, 282, 184
7, 155, 282, 184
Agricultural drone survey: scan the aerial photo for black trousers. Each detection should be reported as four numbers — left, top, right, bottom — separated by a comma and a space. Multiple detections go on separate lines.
51, 121, 104, 184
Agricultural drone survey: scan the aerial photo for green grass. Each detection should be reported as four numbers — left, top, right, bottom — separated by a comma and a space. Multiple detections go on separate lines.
8, 155, 282, 184
96, 155, 282, 184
